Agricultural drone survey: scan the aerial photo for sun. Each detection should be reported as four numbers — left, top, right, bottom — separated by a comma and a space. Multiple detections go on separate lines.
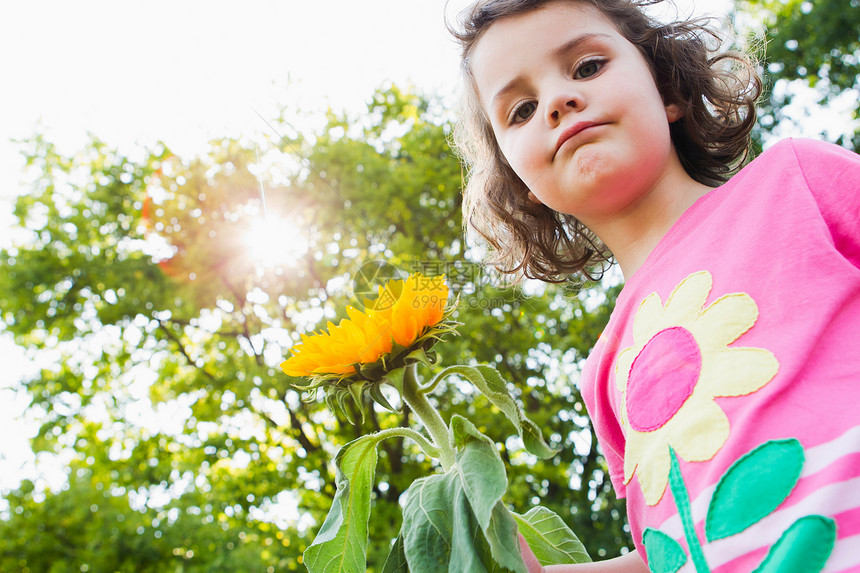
243, 216, 310, 268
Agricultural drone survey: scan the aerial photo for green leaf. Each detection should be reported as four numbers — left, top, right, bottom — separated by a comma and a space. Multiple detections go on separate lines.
400, 472, 457, 571
752, 515, 836, 573
358, 360, 385, 380
450, 415, 507, 530
303, 434, 383, 573
383, 366, 406, 394
705, 439, 804, 542
512, 506, 591, 566
444, 365, 558, 459
401, 468, 527, 573
347, 382, 366, 423
482, 501, 529, 573
368, 382, 398, 412
381, 534, 409, 573
405, 346, 436, 367
449, 417, 526, 572
450, 475, 489, 573
641, 529, 686, 573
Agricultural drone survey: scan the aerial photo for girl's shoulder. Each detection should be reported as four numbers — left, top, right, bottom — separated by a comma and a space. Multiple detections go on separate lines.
730, 138, 860, 207
753, 137, 860, 173
762, 138, 860, 266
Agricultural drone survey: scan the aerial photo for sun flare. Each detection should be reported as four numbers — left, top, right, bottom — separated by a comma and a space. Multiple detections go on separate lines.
243, 216, 310, 267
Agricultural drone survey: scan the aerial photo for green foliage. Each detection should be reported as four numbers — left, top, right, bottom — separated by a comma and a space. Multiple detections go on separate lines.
739, 0, 860, 150
0, 471, 280, 572
0, 85, 628, 571
302, 360, 590, 572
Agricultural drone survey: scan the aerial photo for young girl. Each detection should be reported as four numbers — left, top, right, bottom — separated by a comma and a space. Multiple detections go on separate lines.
450, 0, 860, 571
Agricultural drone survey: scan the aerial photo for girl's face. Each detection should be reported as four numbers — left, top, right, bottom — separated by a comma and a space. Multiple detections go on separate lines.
470, 2, 682, 229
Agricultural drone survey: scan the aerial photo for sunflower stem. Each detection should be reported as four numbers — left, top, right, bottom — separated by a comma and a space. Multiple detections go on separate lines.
401, 362, 456, 471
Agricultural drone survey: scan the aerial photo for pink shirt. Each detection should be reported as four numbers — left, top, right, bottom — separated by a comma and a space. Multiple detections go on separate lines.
581, 139, 860, 572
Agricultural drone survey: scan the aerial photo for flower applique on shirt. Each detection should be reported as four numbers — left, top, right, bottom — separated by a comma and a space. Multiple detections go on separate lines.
615, 271, 779, 506
615, 271, 836, 572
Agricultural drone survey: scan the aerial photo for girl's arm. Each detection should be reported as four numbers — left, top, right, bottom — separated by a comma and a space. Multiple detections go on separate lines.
545, 551, 649, 573
519, 535, 649, 573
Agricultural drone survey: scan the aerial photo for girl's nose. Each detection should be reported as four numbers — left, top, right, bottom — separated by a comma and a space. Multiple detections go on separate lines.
545, 92, 580, 125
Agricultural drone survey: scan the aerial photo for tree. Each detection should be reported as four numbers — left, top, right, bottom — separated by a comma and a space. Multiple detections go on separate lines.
0, 85, 628, 571
738, 0, 860, 150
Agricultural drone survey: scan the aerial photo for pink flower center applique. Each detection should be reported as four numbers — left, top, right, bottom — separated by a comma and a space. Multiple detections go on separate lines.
626, 327, 702, 432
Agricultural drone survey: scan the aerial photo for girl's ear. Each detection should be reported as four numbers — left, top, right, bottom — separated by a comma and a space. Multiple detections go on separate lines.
665, 103, 683, 123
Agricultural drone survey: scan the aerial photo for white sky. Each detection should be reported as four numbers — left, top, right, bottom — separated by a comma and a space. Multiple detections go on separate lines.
0, 0, 746, 491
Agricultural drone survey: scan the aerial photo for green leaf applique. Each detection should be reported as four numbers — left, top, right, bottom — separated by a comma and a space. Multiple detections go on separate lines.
642, 528, 687, 573
645, 439, 836, 573
705, 439, 804, 542
752, 515, 836, 573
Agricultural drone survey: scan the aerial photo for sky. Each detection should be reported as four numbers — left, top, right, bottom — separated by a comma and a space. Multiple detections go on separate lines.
0, 0, 755, 492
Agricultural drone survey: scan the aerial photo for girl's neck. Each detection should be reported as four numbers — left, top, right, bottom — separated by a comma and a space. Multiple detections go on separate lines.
587, 153, 713, 280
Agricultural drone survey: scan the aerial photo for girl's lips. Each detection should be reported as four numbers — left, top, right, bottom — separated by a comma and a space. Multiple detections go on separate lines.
555, 121, 606, 155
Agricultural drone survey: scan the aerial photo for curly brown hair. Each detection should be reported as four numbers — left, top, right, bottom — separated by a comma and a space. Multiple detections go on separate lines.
449, 0, 762, 283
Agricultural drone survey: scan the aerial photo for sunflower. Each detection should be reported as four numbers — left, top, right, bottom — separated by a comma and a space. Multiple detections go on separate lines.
615, 271, 779, 506
281, 273, 456, 417
280, 304, 394, 377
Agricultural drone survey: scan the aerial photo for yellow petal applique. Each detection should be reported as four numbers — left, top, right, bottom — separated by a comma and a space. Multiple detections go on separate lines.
665, 397, 730, 463
699, 347, 779, 397
627, 431, 673, 506
616, 346, 637, 393
633, 292, 665, 343
661, 271, 712, 327
692, 293, 760, 350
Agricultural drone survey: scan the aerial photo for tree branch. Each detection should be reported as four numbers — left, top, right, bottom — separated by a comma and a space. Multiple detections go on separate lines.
156, 318, 220, 384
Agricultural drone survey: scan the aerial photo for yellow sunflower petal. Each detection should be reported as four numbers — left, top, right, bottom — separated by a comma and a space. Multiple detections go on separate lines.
281, 273, 450, 381
392, 313, 419, 347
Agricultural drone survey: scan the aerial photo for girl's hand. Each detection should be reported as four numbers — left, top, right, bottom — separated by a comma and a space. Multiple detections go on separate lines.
518, 533, 546, 573
518, 535, 649, 573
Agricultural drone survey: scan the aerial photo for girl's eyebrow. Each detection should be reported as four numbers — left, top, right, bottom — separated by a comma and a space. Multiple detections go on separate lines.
551, 32, 612, 60
490, 32, 612, 108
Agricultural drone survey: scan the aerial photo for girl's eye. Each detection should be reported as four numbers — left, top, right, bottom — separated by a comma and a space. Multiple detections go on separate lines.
510, 101, 537, 124
574, 59, 604, 79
